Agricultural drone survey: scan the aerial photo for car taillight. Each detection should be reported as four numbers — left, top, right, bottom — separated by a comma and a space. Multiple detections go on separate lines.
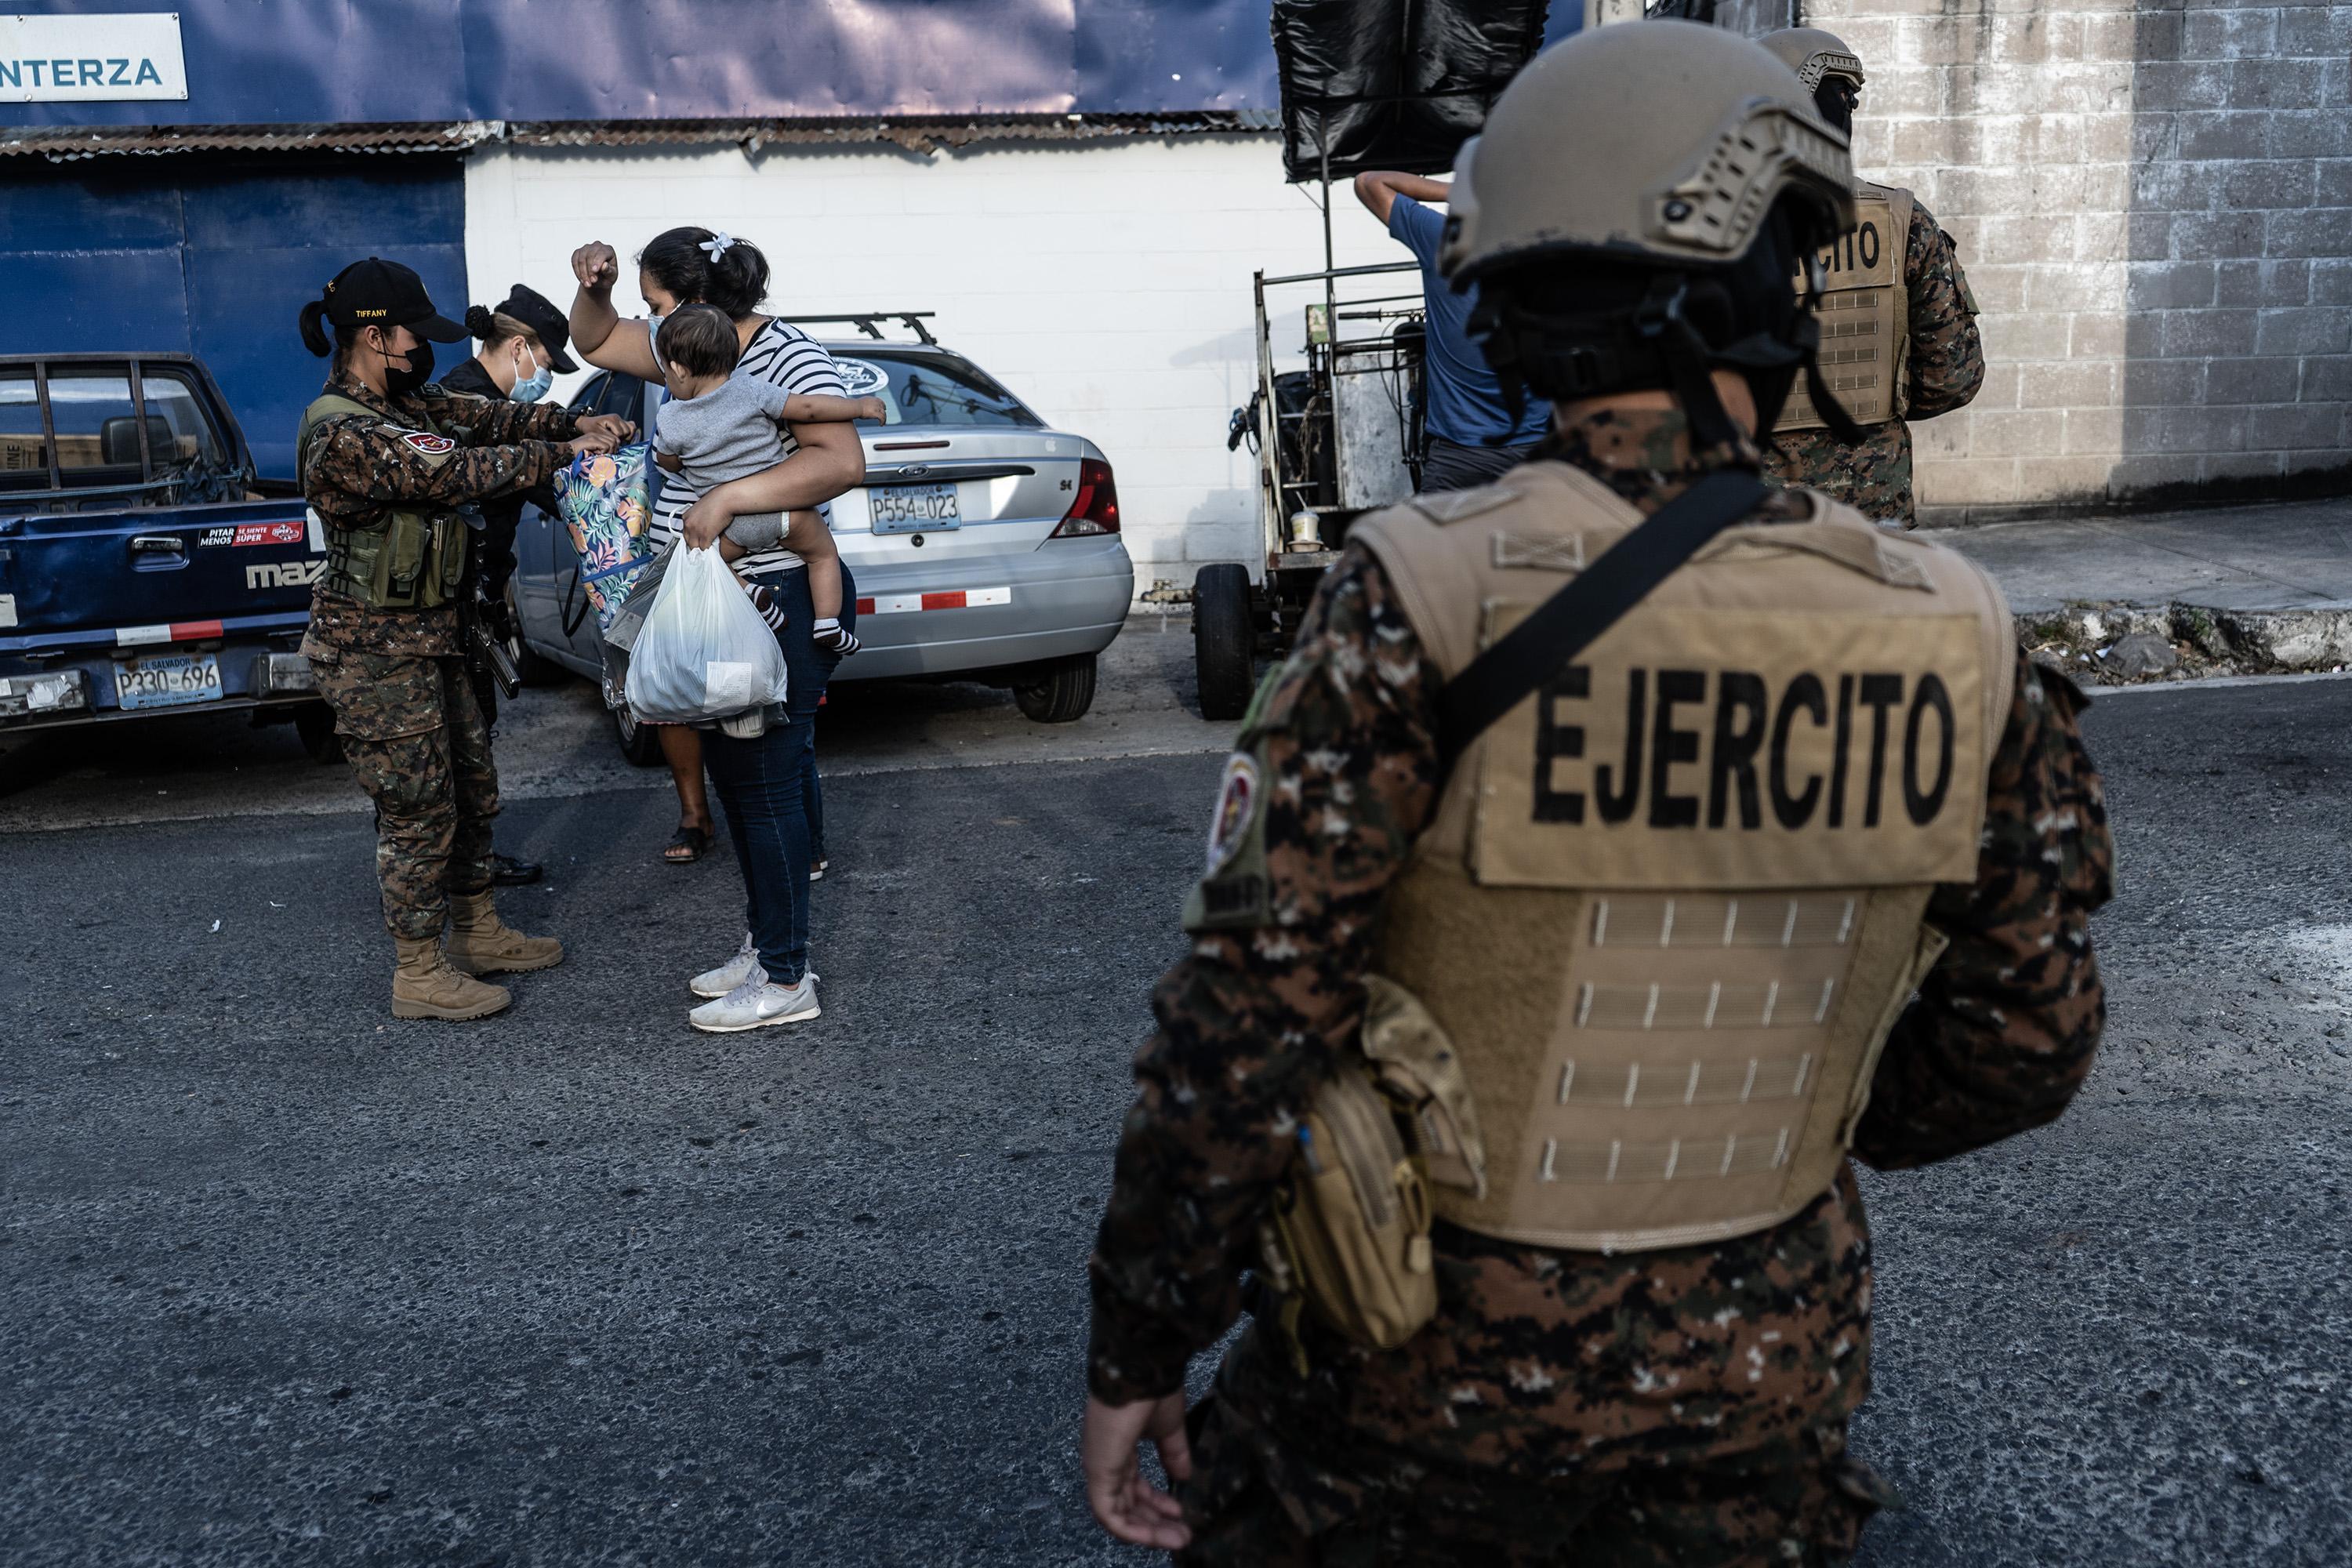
1051, 458, 1120, 538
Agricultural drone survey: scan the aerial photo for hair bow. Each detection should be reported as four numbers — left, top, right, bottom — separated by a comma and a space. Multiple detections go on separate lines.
699, 231, 735, 262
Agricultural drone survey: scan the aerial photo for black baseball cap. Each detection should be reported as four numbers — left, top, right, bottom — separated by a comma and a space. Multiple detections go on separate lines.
318, 257, 468, 342
485, 283, 579, 373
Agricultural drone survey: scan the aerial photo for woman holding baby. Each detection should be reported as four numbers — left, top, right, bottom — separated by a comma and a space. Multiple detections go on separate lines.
569, 227, 864, 1033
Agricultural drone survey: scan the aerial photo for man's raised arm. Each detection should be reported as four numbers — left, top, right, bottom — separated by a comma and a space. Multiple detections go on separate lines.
1352, 170, 1454, 226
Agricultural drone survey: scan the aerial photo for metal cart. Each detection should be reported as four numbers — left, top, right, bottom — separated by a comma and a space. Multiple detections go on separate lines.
1194, 254, 1431, 721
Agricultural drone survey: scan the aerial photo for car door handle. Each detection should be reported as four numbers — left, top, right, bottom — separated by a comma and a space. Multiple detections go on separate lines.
129, 534, 185, 554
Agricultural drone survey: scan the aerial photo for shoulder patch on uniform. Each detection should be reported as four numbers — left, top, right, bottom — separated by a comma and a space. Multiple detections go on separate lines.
1205, 753, 1260, 876
398, 430, 456, 455
1184, 750, 1273, 933
1492, 532, 1585, 572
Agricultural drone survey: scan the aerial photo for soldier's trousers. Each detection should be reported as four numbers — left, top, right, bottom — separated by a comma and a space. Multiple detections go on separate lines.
308, 647, 499, 941
1177, 1393, 1886, 1568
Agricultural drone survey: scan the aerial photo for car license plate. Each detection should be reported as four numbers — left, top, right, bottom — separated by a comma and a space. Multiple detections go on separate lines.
870, 481, 961, 533
115, 652, 223, 710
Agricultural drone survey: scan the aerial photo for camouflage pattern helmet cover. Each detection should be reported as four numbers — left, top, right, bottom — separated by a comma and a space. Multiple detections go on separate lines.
1440, 21, 1856, 283
1761, 27, 1867, 93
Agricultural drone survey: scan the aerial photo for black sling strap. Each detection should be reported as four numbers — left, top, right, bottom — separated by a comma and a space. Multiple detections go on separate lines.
1434, 468, 1771, 779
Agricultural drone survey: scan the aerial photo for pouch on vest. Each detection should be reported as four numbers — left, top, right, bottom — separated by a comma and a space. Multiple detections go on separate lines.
1257, 1058, 1437, 1365
299, 394, 469, 612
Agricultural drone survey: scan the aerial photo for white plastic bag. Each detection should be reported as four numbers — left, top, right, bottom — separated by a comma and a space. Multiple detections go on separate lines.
625, 544, 789, 724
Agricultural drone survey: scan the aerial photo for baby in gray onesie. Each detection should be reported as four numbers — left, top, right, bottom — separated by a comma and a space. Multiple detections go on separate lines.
652, 305, 882, 651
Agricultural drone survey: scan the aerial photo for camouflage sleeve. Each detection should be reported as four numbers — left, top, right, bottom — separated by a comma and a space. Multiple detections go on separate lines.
1853, 654, 2114, 1169
427, 386, 582, 446
1903, 200, 1985, 421
1085, 545, 1442, 1404
304, 415, 568, 513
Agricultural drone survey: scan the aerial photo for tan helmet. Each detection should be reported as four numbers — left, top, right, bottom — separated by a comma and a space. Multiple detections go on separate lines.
1439, 20, 1853, 285
1760, 27, 1867, 94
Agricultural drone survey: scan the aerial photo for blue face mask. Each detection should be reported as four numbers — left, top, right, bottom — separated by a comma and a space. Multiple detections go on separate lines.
510, 342, 554, 404
644, 313, 671, 405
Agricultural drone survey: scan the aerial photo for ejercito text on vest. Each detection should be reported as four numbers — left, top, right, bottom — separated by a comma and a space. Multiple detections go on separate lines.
1351, 463, 2013, 1253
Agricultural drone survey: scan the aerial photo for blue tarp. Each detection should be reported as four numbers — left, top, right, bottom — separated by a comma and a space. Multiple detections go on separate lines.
0, 158, 470, 478
0, 0, 1299, 125
2, 2, 1580, 128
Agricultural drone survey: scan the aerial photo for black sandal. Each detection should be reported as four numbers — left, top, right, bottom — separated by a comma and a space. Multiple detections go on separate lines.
664, 825, 713, 865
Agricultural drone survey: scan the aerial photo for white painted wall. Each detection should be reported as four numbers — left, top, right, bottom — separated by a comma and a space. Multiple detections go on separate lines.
463, 133, 1405, 591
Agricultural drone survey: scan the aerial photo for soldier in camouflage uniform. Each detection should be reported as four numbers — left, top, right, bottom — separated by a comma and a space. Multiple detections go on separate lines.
1081, 25, 2111, 1565
295, 259, 633, 1020
1759, 27, 1984, 528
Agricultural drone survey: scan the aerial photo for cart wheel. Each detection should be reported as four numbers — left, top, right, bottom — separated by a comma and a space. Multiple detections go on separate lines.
1192, 563, 1256, 722
292, 702, 343, 764
1014, 652, 1098, 724
613, 705, 666, 767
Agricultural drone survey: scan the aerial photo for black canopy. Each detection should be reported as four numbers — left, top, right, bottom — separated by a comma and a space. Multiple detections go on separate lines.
1270, 0, 1552, 183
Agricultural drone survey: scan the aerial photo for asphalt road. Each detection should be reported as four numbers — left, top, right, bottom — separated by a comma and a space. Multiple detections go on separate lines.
4, 648, 2350, 1566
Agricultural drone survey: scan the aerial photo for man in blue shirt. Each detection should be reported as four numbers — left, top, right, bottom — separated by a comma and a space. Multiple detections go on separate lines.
1354, 170, 1553, 492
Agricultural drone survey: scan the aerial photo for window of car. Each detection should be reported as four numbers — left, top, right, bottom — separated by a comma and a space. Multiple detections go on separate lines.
831, 351, 1040, 429
44, 365, 144, 476
137, 370, 228, 471
0, 368, 41, 488
0, 361, 236, 497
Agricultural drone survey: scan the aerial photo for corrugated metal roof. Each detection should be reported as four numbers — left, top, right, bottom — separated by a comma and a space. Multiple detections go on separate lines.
1, 122, 506, 161
2, 111, 1279, 162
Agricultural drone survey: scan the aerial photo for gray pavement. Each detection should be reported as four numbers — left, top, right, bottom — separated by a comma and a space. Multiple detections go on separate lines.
5, 627, 2352, 1565
0, 608, 1227, 837
1936, 496, 2352, 616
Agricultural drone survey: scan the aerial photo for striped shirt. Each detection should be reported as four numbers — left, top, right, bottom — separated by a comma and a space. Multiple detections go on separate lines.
646, 317, 848, 578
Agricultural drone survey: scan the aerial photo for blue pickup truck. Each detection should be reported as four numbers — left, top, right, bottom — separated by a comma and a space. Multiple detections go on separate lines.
0, 353, 336, 757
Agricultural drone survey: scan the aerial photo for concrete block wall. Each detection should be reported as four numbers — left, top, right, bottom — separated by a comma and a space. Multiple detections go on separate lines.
465, 136, 1403, 591
1738, 0, 2352, 520
2119, 2, 2352, 501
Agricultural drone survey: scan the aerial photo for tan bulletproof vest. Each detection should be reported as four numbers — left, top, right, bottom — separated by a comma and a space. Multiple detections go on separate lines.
1777, 183, 1915, 432
1352, 462, 2013, 1252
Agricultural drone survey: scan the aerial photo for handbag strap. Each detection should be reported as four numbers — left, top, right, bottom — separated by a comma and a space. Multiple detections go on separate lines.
1434, 469, 1770, 778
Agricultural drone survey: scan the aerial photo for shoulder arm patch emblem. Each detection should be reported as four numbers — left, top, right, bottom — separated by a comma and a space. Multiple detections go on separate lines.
1206, 753, 1260, 876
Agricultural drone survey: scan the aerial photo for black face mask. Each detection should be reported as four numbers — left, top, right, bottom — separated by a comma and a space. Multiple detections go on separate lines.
377, 334, 434, 397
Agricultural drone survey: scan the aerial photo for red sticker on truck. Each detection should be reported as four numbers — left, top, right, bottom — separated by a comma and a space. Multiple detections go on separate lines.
198, 521, 308, 547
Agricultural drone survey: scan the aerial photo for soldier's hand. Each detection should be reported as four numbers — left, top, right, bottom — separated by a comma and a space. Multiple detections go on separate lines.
1081, 1391, 1192, 1550
566, 431, 619, 460
572, 241, 619, 294
575, 413, 637, 446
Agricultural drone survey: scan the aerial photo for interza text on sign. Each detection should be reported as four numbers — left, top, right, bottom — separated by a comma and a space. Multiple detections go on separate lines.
0, 13, 187, 103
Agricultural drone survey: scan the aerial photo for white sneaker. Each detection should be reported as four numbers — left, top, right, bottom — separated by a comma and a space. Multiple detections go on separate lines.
689, 970, 821, 1033
690, 932, 760, 998
809, 858, 829, 884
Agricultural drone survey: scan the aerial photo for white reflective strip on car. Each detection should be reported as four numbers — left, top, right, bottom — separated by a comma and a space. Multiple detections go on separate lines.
855, 587, 1013, 615
117, 625, 172, 647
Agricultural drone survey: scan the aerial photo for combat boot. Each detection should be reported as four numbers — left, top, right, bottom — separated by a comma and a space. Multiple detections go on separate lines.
444, 890, 565, 976
391, 935, 513, 1021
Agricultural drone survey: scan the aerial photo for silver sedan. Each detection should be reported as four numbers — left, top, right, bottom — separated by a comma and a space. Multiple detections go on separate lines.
510, 332, 1134, 761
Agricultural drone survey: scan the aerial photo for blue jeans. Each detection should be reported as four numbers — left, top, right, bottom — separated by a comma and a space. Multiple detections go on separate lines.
700, 564, 854, 985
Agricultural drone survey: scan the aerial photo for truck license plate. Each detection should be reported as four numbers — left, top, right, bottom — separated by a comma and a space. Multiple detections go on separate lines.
115, 652, 223, 710
870, 481, 961, 533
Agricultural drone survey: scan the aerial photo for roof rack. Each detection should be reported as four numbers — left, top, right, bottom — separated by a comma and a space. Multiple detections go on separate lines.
785, 311, 938, 347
